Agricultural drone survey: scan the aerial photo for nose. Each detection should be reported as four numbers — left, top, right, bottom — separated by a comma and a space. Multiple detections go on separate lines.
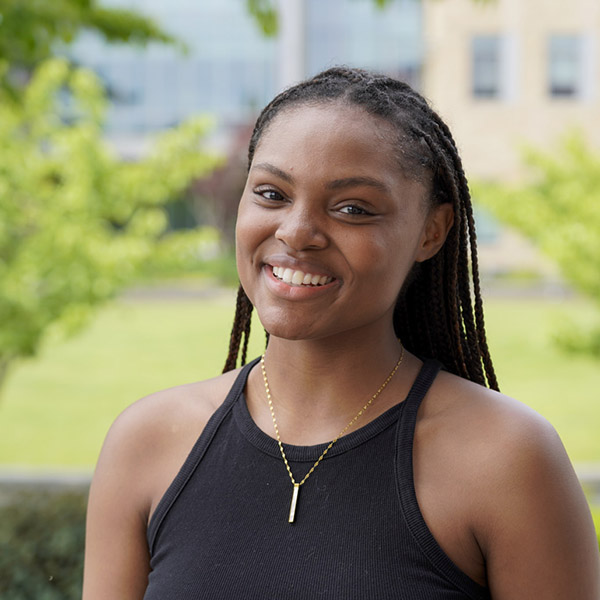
275, 202, 329, 251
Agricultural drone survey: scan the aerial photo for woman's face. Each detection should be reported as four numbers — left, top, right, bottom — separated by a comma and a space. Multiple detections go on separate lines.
235, 102, 450, 342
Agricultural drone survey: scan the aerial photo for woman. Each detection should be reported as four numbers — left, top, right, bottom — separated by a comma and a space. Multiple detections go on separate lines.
83, 68, 599, 599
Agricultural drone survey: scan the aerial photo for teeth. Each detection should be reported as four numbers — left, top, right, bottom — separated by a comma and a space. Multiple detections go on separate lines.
271, 266, 333, 287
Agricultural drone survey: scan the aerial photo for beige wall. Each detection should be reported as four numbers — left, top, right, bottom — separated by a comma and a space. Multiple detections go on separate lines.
423, 0, 600, 181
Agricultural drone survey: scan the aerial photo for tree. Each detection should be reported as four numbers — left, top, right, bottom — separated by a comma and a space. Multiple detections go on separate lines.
0, 59, 220, 391
190, 123, 254, 249
0, 0, 177, 93
474, 132, 600, 355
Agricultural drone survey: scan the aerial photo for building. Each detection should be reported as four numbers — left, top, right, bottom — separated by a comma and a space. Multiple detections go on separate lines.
423, 0, 600, 181
71, 0, 565, 279
70, 0, 422, 153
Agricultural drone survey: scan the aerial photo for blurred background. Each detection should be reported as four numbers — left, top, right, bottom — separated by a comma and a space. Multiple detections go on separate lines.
0, 0, 598, 597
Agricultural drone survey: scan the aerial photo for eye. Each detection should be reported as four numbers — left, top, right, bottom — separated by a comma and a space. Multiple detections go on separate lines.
339, 204, 373, 216
254, 187, 285, 202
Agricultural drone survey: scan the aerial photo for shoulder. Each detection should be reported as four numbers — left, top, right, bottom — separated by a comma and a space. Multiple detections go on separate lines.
93, 367, 244, 520
418, 368, 576, 505
84, 367, 248, 598
421, 369, 562, 464
108, 368, 241, 448
417, 370, 599, 597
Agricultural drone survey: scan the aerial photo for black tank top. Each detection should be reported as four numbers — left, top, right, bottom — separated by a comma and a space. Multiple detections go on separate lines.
144, 358, 490, 600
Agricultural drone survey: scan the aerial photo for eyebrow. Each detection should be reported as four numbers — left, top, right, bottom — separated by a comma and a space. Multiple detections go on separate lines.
325, 176, 390, 194
252, 162, 390, 194
252, 162, 295, 184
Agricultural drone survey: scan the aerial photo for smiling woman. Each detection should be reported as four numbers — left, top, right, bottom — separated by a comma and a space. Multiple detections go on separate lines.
235, 103, 451, 343
83, 68, 600, 600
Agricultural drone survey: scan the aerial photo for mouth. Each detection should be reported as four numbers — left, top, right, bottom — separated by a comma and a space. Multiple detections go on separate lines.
271, 265, 334, 287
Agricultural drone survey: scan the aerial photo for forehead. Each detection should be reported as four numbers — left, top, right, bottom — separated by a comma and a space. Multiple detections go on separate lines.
253, 103, 405, 180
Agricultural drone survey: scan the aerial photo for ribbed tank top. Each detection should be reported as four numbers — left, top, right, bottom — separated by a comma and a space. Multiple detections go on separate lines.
144, 358, 490, 600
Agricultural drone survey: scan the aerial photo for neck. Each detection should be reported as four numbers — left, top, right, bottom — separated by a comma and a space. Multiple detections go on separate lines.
247, 327, 414, 445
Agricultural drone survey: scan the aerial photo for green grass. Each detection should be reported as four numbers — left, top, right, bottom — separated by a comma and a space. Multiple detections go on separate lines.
0, 290, 264, 468
592, 507, 600, 550
0, 292, 598, 469
483, 295, 600, 465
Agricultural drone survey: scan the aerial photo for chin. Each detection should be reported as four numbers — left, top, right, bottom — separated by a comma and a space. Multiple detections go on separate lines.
261, 321, 315, 342
255, 309, 324, 342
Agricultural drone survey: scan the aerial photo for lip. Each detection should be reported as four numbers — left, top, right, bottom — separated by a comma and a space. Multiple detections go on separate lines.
262, 254, 337, 281
261, 254, 339, 299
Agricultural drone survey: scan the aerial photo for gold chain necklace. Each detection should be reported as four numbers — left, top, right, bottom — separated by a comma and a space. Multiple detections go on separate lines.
260, 346, 405, 523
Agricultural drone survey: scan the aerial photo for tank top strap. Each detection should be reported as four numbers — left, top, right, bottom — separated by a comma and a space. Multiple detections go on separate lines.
395, 358, 442, 476
147, 357, 260, 551
224, 357, 261, 405
395, 360, 488, 598
395, 357, 442, 511
403, 359, 442, 415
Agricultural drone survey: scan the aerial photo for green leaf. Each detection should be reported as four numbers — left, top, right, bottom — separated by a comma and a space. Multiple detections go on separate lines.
246, 0, 278, 36
0, 59, 220, 388
474, 130, 600, 354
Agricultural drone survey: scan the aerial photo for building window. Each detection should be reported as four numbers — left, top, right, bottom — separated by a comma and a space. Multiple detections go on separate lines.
472, 35, 501, 98
548, 35, 582, 97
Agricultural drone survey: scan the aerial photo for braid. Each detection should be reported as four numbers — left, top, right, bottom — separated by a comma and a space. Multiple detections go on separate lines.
224, 66, 499, 391
222, 285, 253, 372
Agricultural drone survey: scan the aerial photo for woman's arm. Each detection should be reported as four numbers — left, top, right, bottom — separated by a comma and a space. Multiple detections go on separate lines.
82, 373, 236, 599
481, 411, 600, 598
82, 405, 153, 599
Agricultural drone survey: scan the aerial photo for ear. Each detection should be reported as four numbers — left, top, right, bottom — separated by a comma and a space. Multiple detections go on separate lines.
415, 203, 454, 263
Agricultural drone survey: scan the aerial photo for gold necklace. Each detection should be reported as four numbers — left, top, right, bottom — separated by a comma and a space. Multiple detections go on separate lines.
260, 346, 405, 523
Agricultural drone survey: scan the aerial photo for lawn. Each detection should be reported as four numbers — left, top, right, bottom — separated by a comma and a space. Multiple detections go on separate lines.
0, 290, 598, 470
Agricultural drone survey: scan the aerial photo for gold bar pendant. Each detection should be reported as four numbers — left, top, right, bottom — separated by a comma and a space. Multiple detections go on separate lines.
288, 484, 300, 523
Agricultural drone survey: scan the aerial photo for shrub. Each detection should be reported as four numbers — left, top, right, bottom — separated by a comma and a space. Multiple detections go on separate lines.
0, 488, 87, 600
474, 132, 600, 355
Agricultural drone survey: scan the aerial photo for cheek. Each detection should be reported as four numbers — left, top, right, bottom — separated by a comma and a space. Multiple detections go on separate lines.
349, 227, 420, 298
235, 197, 270, 291
235, 201, 253, 273
235, 197, 260, 253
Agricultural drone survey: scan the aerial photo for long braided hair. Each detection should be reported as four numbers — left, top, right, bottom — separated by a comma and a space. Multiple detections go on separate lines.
223, 67, 498, 390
